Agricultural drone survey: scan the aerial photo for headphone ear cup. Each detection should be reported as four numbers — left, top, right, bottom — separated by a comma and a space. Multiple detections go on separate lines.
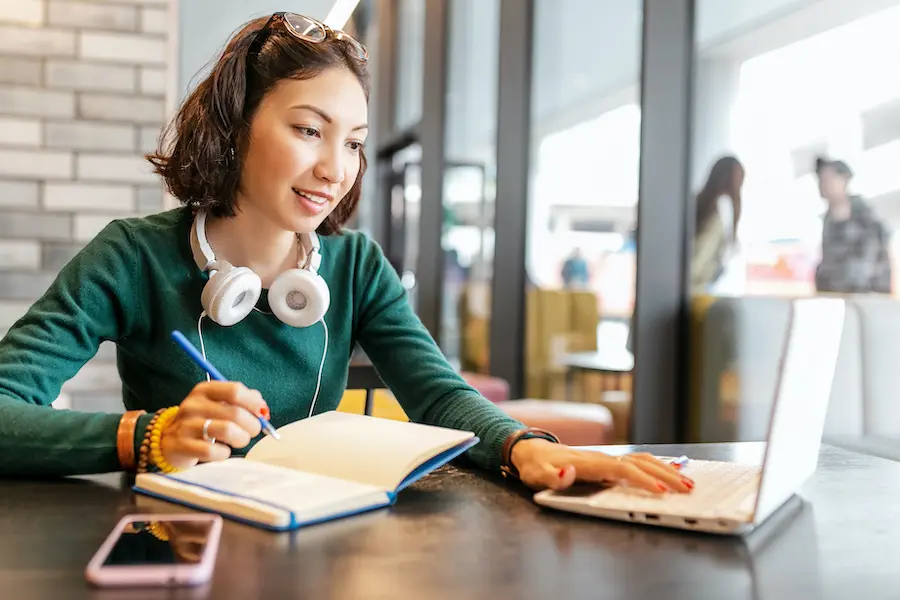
268, 269, 330, 328
202, 266, 262, 327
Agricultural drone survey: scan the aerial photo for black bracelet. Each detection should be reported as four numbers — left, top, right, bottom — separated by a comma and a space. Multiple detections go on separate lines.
500, 427, 560, 479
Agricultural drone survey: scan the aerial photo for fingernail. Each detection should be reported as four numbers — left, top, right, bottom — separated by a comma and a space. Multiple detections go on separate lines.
259, 407, 270, 419
559, 468, 567, 478
657, 482, 669, 492
683, 478, 694, 489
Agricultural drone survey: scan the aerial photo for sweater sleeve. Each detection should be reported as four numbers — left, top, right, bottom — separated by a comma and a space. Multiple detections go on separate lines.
352, 236, 523, 471
0, 220, 144, 476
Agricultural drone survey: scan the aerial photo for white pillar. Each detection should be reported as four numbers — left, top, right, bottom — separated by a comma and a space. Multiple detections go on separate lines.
691, 56, 742, 192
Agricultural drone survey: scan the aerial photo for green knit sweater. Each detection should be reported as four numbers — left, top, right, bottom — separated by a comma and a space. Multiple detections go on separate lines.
0, 207, 522, 476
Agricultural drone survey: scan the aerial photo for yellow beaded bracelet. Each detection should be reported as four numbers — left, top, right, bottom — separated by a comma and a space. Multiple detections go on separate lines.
145, 521, 170, 541
147, 406, 181, 474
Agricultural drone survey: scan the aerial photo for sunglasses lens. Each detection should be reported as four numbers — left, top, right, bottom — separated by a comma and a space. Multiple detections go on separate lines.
284, 13, 325, 41
334, 31, 368, 61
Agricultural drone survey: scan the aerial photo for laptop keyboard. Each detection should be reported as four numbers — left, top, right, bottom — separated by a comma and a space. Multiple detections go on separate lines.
588, 459, 761, 520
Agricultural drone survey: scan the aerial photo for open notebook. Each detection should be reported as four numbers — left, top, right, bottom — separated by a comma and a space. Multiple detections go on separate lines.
133, 411, 479, 531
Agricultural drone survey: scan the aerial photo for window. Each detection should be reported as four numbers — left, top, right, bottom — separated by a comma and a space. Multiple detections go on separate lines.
524, 0, 642, 410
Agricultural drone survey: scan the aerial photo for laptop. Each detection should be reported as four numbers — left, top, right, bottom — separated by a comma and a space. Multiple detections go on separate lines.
534, 297, 845, 536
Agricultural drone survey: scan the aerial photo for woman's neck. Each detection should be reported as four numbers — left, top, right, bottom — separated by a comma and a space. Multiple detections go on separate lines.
205, 208, 305, 288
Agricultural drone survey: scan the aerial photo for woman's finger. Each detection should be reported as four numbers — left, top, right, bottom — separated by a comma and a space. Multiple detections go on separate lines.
627, 454, 694, 493
173, 437, 232, 463
570, 454, 668, 494
180, 396, 262, 438
184, 417, 253, 449
189, 381, 269, 417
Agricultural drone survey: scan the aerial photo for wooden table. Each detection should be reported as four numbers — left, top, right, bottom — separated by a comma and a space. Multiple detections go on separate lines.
2, 443, 897, 599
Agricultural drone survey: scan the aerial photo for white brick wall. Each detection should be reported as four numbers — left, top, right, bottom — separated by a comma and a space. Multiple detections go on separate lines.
0, 117, 42, 146
0, 86, 76, 119
0, 57, 43, 86
139, 67, 166, 95
0, 149, 73, 179
77, 153, 157, 183
78, 93, 164, 124
48, 1, 139, 32
80, 32, 166, 65
139, 7, 167, 34
0, 26, 76, 57
45, 121, 135, 151
46, 60, 137, 93
0, 181, 39, 207
0, 241, 41, 270
44, 183, 134, 211
0, 0, 175, 413
0, 1, 45, 26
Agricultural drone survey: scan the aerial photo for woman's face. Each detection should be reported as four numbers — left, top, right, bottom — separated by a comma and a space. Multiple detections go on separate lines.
238, 67, 368, 233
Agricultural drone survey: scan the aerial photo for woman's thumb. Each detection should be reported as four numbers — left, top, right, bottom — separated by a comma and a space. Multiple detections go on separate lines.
531, 463, 576, 491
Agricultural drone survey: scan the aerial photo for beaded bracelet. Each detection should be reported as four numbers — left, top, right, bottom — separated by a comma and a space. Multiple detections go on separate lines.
137, 407, 181, 474
135, 521, 171, 541
146, 521, 170, 541
137, 408, 164, 474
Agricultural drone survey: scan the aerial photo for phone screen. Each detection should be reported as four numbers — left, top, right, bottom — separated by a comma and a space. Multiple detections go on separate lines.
102, 519, 215, 567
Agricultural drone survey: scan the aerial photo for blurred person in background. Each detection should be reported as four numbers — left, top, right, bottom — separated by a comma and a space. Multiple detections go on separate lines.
561, 247, 590, 289
691, 155, 744, 295
626, 156, 744, 354
814, 157, 892, 294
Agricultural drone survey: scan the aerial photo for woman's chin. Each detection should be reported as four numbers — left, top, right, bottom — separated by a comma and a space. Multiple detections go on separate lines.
284, 210, 328, 234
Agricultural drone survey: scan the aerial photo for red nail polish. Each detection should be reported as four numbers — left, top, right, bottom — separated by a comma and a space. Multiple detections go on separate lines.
657, 482, 668, 492
259, 407, 270, 419
559, 468, 566, 478
683, 478, 694, 489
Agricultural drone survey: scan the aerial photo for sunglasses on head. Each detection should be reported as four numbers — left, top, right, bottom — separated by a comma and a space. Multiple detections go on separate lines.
249, 12, 368, 62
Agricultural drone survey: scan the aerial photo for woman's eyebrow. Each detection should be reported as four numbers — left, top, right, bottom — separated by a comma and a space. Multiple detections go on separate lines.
289, 104, 368, 131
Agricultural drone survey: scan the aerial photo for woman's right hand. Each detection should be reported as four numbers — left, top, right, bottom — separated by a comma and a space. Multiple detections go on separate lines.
159, 381, 268, 471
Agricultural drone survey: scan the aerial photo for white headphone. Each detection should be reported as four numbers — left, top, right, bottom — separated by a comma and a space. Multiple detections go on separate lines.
190, 211, 330, 328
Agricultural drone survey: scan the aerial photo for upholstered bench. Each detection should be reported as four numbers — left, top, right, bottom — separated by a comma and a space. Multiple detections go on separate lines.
461, 372, 510, 403
497, 399, 614, 446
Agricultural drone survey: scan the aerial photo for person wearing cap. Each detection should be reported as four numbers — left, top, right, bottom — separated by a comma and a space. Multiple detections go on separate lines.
814, 157, 892, 294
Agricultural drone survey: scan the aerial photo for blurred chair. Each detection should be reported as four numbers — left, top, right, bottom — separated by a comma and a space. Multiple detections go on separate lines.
340, 349, 613, 446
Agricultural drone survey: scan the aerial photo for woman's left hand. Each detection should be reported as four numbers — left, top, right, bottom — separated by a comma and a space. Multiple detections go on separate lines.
509, 438, 694, 494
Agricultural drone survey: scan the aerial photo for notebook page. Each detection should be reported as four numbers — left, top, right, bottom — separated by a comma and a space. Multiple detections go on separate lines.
246, 411, 475, 491
162, 459, 387, 517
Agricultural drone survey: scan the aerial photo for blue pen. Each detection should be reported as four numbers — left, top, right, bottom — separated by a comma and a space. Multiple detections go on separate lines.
170, 330, 280, 441
670, 455, 689, 469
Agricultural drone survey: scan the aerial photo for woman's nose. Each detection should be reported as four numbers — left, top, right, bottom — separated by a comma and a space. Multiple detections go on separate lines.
314, 153, 345, 184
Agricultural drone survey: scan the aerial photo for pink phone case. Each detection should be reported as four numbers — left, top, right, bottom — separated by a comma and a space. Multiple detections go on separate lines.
85, 513, 222, 588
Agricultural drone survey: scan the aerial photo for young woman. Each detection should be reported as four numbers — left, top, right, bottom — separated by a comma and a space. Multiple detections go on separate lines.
691, 156, 745, 294
0, 14, 691, 495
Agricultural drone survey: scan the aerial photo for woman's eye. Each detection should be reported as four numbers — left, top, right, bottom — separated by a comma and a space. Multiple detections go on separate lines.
294, 126, 319, 138
347, 141, 364, 152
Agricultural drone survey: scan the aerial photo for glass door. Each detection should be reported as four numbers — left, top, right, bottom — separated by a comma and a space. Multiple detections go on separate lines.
441, 161, 493, 368
381, 143, 422, 309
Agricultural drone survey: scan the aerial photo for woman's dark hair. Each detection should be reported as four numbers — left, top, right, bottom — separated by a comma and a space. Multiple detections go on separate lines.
695, 155, 743, 238
146, 17, 370, 235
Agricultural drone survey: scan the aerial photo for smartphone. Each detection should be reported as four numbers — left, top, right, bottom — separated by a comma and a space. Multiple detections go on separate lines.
85, 513, 222, 588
